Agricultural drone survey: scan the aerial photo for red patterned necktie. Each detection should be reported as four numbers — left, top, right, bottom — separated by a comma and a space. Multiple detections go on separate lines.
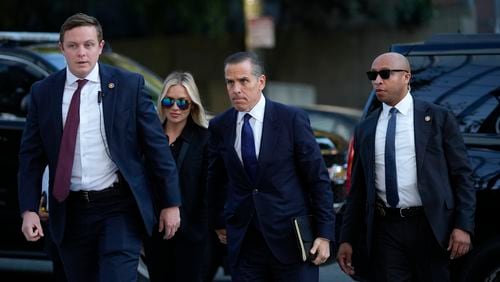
53, 79, 88, 202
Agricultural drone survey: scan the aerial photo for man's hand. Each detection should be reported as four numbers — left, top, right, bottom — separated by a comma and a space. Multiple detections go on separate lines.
448, 228, 471, 259
310, 237, 330, 265
215, 229, 227, 244
337, 242, 355, 276
21, 211, 44, 242
158, 206, 180, 240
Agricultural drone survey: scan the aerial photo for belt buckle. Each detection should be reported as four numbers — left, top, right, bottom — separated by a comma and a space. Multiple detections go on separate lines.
82, 191, 90, 202
399, 208, 409, 218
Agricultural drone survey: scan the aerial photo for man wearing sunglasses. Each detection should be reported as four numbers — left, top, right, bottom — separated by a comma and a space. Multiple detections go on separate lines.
207, 52, 334, 282
337, 52, 475, 281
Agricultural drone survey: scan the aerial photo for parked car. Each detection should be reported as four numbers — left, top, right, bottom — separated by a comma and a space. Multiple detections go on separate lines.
347, 33, 500, 281
301, 104, 362, 212
0, 31, 159, 280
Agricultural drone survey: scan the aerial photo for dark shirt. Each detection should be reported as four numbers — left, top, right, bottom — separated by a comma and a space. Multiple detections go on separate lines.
168, 135, 184, 161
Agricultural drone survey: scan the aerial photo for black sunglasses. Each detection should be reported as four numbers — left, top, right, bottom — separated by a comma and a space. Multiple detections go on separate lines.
161, 97, 190, 110
366, 69, 408, 81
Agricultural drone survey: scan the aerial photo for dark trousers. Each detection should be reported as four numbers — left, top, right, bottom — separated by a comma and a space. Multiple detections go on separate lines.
144, 228, 208, 282
372, 213, 450, 282
42, 222, 67, 282
231, 225, 318, 282
58, 188, 145, 282
203, 232, 229, 282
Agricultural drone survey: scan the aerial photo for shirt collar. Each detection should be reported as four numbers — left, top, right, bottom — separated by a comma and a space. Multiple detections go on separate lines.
237, 93, 266, 123
65, 63, 100, 86
382, 91, 412, 117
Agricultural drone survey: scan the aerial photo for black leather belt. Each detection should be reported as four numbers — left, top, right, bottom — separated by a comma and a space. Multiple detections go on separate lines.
376, 205, 424, 218
69, 184, 128, 203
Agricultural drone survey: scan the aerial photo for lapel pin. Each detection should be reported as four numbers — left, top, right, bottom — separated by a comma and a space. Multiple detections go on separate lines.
108, 82, 115, 89
425, 116, 431, 122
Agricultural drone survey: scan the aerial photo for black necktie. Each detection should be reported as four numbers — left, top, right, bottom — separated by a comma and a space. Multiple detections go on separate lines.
241, 114, 258, 182
385, 107, 399, 207
53, 79, 88, 202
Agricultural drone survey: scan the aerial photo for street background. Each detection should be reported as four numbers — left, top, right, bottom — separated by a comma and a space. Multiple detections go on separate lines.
1, 0, 499, 280
1, 0, 497, 112
0, 261, 354, 281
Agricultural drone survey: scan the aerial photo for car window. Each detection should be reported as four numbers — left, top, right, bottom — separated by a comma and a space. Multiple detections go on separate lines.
41, 53, 67, 69
409, 54, 500, 134
306, 111, 359, 142
0, 57, 46, 117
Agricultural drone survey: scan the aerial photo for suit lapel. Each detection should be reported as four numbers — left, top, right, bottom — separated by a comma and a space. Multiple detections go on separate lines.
99, 65, 117, 146
176, 124, 193, 172
224, 109, 243, 163
256, 101, 279, 184
365, 108, 381, 200
50, 70, 67, 153
413, 99, 432, 174
224, 109, 249, 180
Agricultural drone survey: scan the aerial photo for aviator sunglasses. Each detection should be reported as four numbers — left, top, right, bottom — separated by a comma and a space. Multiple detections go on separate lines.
161, 97, 191, 110
366, 69, 408, 81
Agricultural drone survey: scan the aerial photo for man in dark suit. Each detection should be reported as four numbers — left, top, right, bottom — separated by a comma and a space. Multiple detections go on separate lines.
207, 51, 335, 282
18, 13, 181, 282
337, 52, 475, 281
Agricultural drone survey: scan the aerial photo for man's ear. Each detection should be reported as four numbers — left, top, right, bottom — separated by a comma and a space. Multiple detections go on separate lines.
99, 40, 105, 55
259, 74, 266, 91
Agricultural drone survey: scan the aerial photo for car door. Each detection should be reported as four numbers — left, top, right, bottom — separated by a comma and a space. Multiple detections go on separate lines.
0, 54, 48, 257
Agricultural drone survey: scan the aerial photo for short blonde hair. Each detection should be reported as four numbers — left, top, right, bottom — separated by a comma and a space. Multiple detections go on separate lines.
157, 71, 208, 128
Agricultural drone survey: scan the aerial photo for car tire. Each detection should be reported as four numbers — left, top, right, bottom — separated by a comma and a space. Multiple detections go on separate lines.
457, 237, 500, 282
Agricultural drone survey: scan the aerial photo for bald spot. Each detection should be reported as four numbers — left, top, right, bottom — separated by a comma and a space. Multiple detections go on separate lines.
372, 52, 411, 72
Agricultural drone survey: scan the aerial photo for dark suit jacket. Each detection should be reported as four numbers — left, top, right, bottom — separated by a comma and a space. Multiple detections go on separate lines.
207, 99, 335, 266
173, 118, 209, 242
340, 98, 475, 255
18, 64, 181, 244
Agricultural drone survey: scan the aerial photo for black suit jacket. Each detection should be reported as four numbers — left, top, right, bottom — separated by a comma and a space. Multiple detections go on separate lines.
174, 119, 209, 242
340, 98, 475, 254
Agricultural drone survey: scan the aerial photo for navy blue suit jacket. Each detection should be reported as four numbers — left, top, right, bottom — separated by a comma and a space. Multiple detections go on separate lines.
207, 99, 335, 266
340, 98, 475, 254
18, 64, 181, 244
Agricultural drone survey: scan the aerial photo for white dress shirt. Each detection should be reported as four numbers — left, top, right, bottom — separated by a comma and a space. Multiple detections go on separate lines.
234, 94, 265, 162
63, 63, 118, 191
374, 93, 422, 208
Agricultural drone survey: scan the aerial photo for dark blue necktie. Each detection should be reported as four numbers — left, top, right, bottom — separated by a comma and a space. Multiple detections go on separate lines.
385, 107, 399, 207
241, 114, 258, 182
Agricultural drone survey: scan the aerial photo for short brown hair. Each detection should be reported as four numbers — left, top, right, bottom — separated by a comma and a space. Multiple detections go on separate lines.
59, 13, 103, 43
224, 51, 265, 78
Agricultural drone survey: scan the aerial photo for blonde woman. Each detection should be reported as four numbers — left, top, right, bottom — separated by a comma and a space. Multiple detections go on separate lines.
145, 71, 210, 282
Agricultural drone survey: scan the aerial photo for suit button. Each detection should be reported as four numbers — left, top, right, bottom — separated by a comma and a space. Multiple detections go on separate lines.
253, 189, 258, 194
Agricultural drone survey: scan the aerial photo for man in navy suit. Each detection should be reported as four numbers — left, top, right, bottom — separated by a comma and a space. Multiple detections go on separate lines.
207, 51, 335, 282
18, 13, 181, 282
337, 52, 475, 281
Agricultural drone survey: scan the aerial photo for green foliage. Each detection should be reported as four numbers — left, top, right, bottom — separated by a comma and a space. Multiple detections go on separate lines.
0, 0, 434, 36
396, 0, 433, 26
279, 0, 434, 31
